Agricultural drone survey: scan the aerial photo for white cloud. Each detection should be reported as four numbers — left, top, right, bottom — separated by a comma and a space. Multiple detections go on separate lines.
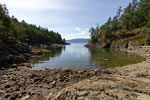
75, 27, 81, 32
0, 0, 83, 26
0, 0, 82, 11
75, 27, 89, 35
66, 27, 90, 40
49, 28, 74, 31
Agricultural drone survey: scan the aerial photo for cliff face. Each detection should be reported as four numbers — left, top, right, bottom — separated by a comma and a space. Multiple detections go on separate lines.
86, 27, 147, 49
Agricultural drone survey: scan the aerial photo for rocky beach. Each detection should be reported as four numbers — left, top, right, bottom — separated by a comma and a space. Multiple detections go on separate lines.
0, 46, 150, 100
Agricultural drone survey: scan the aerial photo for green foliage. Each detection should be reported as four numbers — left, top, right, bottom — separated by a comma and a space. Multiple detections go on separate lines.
62, 38, 66, 44
89, 26, 99, 44
89, 0, 150, 46
146, 15, 150, 27
145, 28, 150, 45
0, 4, 64, 45
112, 16, 119, 30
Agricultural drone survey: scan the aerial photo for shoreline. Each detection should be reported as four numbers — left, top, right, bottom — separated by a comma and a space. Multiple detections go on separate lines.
0, 44, 66, 69
0, 46, 150, 100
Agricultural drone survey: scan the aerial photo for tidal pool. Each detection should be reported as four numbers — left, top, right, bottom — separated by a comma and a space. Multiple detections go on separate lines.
32, 43, 144, 70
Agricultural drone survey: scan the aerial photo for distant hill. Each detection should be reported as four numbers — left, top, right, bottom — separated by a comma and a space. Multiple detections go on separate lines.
67, 38, 89, 43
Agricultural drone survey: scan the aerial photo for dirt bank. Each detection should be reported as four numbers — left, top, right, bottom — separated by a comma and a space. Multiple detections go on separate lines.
0, 47, 150, 100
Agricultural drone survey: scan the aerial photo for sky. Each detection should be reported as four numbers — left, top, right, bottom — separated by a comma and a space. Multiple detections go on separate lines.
0, 0, 132, 40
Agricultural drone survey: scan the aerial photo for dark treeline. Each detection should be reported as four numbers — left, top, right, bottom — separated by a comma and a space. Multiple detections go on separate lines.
0, 4, 66, 46
89, 0, 150, 47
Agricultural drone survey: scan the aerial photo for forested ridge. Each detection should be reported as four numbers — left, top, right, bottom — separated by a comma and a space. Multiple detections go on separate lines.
0, 3, 66, 67
88, 0, 150, 48
0, 4, 65, 45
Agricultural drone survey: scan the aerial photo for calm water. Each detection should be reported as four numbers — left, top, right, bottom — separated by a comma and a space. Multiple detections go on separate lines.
32, 43, 144, 70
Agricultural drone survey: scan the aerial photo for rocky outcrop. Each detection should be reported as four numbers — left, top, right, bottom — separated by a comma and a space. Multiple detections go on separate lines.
86, 27, 147, 49
85, 40, 136, 50
0, 43, 52, 69
0, 43, 30, 68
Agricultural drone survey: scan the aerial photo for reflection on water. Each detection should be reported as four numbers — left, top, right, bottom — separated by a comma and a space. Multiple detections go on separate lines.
89, 49, 143, 68
33, 46, 65, 64
32, 43, 144, 70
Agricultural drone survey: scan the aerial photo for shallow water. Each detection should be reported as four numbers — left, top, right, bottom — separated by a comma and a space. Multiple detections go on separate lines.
32, 43, 144, 70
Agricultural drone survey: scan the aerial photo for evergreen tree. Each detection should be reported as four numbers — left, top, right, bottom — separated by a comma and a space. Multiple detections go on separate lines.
89, 0, 150, 46
0, 3, 65, 45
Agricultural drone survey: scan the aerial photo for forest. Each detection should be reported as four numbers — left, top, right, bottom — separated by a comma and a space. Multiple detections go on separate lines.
0, 4, 65, 46
89, 0, 150, 48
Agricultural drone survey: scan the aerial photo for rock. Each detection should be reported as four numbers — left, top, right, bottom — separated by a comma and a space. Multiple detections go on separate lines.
13, 44, 30, 53
4, 94, 10, 98
28, 91, 35, 96
63, 67, 73, 73
30, 74, 37, 79
4, 84, 11, 89
10, 93, 18, 100
104, 59, 110, 61
21, 91, 27, 96
39, 85, 42, 88
20, 95, 30, 100
12, 86, 20, 91
37, 91, 41, 95
55, 90, 64, 99
52, 81, 56, 87
12, 64, 18, 68
78, 70, 85, 74
33, 78, 41, 83
78, 91, 89, 97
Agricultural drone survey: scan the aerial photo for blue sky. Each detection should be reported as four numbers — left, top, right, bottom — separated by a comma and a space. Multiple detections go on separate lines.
0, 0, 132, 40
